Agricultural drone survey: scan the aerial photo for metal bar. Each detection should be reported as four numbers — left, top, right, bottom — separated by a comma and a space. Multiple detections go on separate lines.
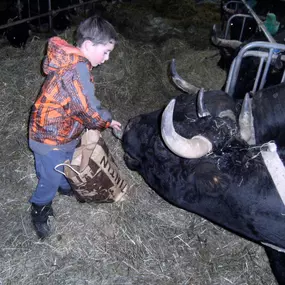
225, 14, 253, 40
241, 0, 276, 43
226, 41, 285, 96
259, 48, 274, 89
0, 0, 100, 30
239, 16, 246, 41
225, 57, 237, 93
242, 50, 285, 61
252, 57, 264, 92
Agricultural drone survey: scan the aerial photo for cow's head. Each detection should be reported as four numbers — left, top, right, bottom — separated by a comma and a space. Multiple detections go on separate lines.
123, 60, 256, 166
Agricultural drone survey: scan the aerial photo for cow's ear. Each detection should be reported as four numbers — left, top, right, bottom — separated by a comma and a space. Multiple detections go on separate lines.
170, 59, 199, 95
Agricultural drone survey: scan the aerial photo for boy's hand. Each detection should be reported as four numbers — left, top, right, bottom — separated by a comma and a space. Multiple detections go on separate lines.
110, 120, 122, 131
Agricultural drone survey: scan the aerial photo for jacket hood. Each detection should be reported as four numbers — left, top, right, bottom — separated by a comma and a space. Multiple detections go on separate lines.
43, 37, 91, 75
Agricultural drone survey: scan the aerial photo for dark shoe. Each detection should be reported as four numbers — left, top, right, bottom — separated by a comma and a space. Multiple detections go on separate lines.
31, 202, 53, 239
58, 187, 74, 197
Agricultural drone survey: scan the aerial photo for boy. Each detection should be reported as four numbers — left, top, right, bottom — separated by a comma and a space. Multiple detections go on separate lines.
29, 16, 121, 239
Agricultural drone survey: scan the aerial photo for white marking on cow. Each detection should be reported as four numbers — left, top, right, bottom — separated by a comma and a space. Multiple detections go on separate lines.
260, 141, 285, 252
261, 242, 285, 253
261, 142, 285, 206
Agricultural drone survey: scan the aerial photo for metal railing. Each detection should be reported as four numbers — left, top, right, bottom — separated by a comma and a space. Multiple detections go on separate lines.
220, 0, 285, 97
223, 0, 273, 42
224, 13, 256, 41
0, 0, 100, 31
225, 41, 285, 96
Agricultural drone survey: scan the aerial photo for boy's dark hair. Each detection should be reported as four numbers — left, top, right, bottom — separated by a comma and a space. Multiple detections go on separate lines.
76, 16, 117, 47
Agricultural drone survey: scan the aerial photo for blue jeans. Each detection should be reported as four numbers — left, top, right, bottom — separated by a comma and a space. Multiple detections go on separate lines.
30, 149, 74, 206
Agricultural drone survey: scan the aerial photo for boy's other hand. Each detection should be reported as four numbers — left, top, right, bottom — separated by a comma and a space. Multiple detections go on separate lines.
110, 120, 122, 131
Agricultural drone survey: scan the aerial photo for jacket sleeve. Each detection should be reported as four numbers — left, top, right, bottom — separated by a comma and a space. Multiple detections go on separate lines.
69, 62, 112, 129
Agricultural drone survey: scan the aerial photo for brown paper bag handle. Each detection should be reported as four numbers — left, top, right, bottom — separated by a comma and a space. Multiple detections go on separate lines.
54, 163, 80, 176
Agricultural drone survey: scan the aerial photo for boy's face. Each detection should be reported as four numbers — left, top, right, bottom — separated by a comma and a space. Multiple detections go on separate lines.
81, 41, 115, 67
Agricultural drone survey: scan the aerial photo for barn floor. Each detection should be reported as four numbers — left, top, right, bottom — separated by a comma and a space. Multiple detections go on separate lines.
0, 1, 278, 284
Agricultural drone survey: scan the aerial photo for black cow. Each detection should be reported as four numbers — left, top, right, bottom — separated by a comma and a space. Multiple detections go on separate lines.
122, 62, 285, 285
6, 22, 30, 48
52, 11, 71, 34
229, 16, 258, 41
0, 3, 30, 48
170, 59, 285, 146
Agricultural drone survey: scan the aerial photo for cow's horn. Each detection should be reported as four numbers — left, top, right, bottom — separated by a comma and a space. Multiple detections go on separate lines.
170, 59, 200, 94
238, 93, 256, 144
197, 87, 236, 122
211, 24, 242, 49
197, 88, 210, 117
223, 5, 235, 14
161, 99, 212, 158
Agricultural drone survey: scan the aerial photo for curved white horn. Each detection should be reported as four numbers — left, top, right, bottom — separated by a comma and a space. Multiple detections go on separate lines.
170, 59, 200, 94
211, 24, 242, 49
161, 99, 212, 159
223, 5, 235, 14
239, 93, 256, 144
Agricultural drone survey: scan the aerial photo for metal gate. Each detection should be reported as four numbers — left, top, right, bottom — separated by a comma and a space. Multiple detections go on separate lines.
224, 13, 256, 41
221, 0, 285, 96
226, 41, 285, 96
0, 0, 100, 31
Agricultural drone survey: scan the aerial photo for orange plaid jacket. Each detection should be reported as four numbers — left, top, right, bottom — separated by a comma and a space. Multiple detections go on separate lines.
29, 37, 111, 145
